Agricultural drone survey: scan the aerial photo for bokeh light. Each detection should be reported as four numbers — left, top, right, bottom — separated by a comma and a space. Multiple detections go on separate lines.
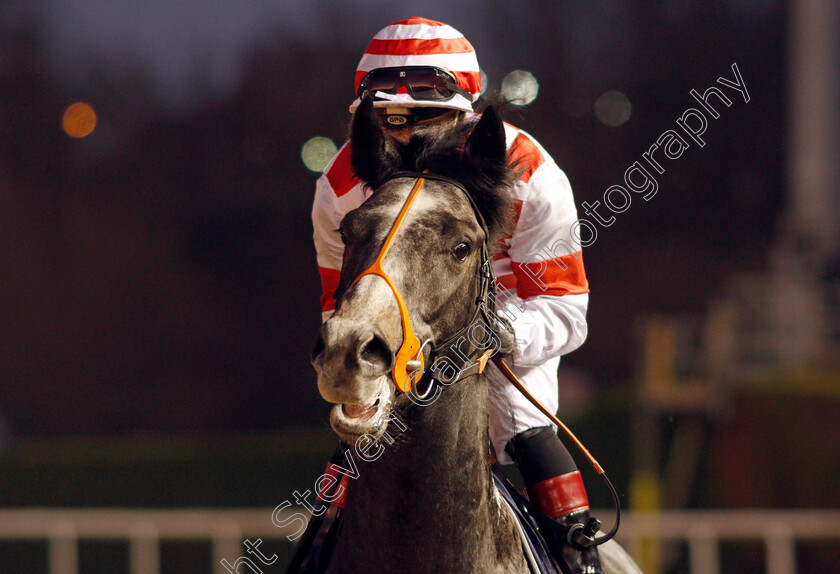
594, 90, 632, 127
301, 136, 338, 173
479, 68, 489, 95
62, 102, 97, 138
501, 70, 539, 106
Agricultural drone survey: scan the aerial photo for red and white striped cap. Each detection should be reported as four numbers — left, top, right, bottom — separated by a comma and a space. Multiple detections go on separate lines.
349, 17, 481, 113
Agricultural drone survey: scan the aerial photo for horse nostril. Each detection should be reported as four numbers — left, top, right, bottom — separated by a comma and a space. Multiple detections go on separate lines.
311, 329, 326, 367
359, 333, 393, 373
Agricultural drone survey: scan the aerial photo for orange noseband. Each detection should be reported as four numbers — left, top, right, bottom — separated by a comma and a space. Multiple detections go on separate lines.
350, 177, 427, 393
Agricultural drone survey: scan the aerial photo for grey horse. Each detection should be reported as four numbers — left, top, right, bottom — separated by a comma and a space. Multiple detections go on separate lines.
311, 97, 641, 574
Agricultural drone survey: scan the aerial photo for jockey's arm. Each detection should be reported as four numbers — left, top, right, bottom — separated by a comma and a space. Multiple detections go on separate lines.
312, 169, 347, 322
503, 160, 590, 367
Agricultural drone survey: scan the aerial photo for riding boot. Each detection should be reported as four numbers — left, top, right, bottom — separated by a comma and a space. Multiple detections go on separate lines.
506, 427, 604, 574
527, 471, 604, 574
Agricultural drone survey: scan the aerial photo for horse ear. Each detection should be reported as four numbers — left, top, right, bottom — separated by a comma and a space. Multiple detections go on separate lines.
462, 106, 516, 241
351, 96, 397, 187
464, 106, 507, 178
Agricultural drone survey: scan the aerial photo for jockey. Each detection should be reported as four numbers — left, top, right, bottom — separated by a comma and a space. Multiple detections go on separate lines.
312, 17, 601, 573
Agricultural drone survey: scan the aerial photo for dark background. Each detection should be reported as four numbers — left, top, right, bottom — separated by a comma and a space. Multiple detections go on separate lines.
0, 1, 785, 437
9, 2, 840, 572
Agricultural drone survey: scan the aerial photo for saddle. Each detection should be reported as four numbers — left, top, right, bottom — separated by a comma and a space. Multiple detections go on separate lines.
283, 450, 562, 574
492, 467, 564, 574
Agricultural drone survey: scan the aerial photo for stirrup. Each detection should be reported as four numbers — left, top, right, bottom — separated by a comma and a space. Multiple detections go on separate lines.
532, 509, 604, 574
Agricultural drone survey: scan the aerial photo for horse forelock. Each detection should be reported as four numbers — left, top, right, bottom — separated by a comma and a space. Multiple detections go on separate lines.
405, 117, 516, 248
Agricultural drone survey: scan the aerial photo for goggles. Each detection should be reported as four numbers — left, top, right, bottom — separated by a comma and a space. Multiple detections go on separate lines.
357, 66, 472, 103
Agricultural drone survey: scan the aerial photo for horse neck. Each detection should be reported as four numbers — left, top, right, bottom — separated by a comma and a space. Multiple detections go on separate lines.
333, 374, 519, 572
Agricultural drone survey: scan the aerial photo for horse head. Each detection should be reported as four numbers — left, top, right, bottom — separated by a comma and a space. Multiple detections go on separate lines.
311, 97, 517, 444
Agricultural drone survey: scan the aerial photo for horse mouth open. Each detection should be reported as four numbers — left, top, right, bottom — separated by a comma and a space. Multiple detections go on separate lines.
328, 374, 394, 443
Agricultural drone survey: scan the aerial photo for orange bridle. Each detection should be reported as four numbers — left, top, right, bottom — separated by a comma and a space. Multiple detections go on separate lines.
349, 176, 428, 393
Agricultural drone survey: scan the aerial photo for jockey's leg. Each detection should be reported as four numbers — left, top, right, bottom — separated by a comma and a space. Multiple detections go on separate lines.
506, 426, 603, 574
488, 358, 603, 574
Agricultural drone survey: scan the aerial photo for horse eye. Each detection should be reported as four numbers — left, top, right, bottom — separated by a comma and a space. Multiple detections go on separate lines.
451, 242, 471, 261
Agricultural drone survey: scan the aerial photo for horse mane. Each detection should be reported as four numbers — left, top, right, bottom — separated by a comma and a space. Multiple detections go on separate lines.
351, 98, 518, 249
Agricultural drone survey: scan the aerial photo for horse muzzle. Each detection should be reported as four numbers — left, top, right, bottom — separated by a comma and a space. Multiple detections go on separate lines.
311, 318, 397, 441
311, 316, 395, 397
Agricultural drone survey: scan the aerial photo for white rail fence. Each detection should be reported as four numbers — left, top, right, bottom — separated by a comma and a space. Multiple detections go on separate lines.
0, 508, 838, 573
